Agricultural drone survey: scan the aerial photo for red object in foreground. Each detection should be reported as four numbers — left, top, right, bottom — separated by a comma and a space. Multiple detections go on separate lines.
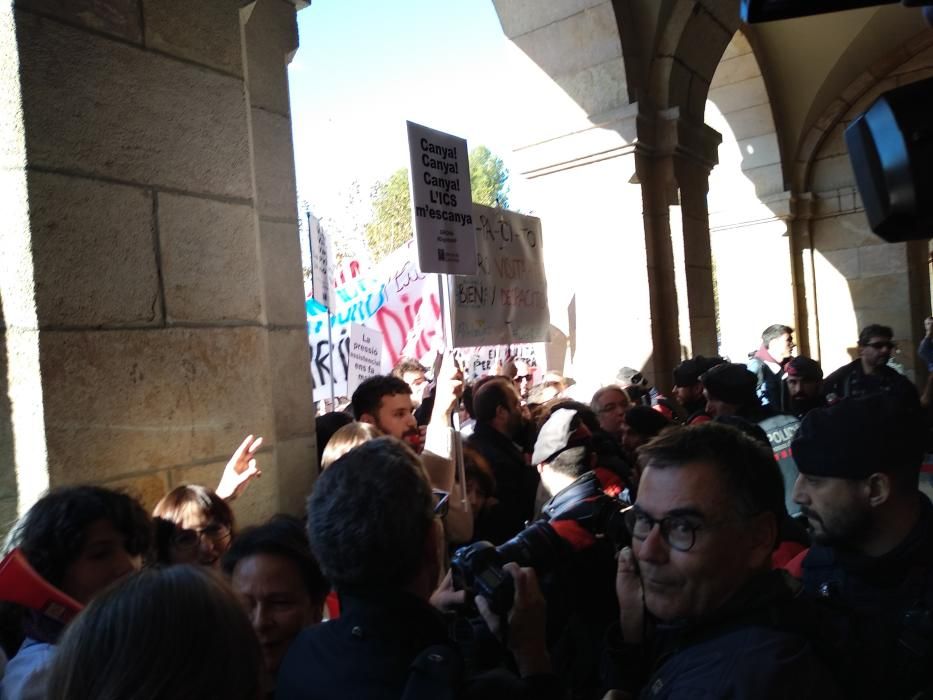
0, 548, 83, 624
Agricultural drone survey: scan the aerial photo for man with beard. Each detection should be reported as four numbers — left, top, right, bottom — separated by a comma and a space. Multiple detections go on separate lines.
671, 355, 724, 424
783, 356, 825, 418
351, 361, 473, 543
822, 324, 917, 403
790, 393, 933, 698
466, 376, 538, 544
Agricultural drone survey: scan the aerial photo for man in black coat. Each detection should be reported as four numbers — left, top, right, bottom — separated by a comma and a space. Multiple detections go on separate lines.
604, 422, 839, 698
466, 376, 539, 544
276, 437, 561, 700
791, 393, 933, 698
822, 324, 917, 403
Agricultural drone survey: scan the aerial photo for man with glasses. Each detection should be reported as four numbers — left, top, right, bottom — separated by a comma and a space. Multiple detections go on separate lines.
591, 385, 631, 446
604, 422, 839, 697
823, 324, 917, 403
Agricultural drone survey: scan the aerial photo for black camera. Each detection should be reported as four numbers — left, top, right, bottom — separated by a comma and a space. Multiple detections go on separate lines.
450, 471, 632, 616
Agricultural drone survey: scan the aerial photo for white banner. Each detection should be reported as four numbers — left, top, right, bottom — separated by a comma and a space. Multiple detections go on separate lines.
450, 205, 549, 347
406, 121, 477, 276
348, 324, 384, 395
310, 322, 349, 402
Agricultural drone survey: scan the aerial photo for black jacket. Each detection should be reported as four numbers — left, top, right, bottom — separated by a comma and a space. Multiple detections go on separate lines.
822, 359, 917, 402
466, 423, 539, 545
603, 570, 840, 699
276, 590, 561, 700
801, 494, 933, 698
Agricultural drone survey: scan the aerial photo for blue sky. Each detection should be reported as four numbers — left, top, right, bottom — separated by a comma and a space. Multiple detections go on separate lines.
288, 0, 527, 230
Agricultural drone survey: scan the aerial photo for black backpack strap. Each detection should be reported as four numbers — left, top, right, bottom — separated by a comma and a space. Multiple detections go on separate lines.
401, 643, 464, 700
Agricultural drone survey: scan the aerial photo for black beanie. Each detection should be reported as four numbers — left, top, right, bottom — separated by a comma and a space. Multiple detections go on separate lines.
672, 355, 725, 388
784, 356, 823, 381
623, 406, 671, 438
700, 363, 757, 406
792, 394, 924, 479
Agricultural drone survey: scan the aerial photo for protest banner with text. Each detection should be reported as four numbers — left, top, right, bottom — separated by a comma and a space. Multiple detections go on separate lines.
348, 324, 384, 395
450, 205, 549, 347
407, 121, 477, 276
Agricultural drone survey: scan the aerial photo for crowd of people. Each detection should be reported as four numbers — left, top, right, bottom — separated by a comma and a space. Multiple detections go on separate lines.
1, 320, 932, 699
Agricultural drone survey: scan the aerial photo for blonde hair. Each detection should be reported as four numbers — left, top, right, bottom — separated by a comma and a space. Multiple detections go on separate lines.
320, 422, 383, 470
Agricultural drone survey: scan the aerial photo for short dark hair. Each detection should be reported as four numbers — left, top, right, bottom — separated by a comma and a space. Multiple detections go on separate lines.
315, 411, 353, 468
637, 422, 785, 535
351, 375, 411, 420
762, 324, 793, 345
45, 566, 261, 700
306, 437, 433, 591
472, 376, 514, 424
222, 515, 329, 604
547, 446, 590, 479
391, 357, 426, 379
858, 324, 894, 346
535, 398, 599, 432
4, 486, 151, 589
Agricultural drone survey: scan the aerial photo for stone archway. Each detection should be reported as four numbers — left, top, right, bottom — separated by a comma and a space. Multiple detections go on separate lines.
790, 32, 933, 379
704, 30, 792, 362
492, 0, 741, 392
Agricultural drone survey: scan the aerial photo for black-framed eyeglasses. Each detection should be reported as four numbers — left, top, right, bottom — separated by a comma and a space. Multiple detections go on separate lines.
623, 506, 711, 552
865, 341, 896, 350
432, 489, 449, 518
171, 522, 232, 551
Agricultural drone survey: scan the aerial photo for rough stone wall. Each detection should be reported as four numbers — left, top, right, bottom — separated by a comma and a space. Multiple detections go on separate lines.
797, 37, 933, 379
704, 32, 795, 362
0, 0, 314, 529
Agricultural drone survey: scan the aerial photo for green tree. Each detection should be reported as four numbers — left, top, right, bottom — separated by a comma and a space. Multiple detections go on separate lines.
363, 146, 510, 262
469, 145, 509, 208
364, 168, 413, 263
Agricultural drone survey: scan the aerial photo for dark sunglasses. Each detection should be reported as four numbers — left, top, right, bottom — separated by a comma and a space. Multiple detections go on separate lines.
865, 341, 896, 350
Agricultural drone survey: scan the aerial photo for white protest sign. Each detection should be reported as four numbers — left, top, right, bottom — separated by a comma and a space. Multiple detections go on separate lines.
308, 213, 334, 308
348, 324, 384, 395
406, 121, 477, 275
450, 205, 550, 347
459, 343, 546, 381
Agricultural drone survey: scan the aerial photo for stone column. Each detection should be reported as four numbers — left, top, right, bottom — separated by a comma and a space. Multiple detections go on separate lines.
636, 109, 721, 385
0, 0, 313, 528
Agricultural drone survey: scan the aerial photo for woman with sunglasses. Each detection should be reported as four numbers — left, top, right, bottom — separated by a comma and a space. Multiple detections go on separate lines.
152, 434, 263, 569
153, 485, 235, 569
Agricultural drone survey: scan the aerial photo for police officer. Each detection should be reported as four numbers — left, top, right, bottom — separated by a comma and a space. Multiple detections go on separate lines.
791, 394, 933, 698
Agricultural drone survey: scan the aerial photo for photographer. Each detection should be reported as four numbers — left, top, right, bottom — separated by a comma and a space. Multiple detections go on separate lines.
276, 437, 562, 700
603, 422, 839, 698
532, 407, 628, 699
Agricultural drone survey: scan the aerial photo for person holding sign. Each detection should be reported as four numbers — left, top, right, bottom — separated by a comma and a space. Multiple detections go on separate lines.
351, 353, 472, 544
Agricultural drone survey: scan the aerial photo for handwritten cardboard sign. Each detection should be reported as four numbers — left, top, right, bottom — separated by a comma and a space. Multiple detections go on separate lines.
450, 205, 550, 347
